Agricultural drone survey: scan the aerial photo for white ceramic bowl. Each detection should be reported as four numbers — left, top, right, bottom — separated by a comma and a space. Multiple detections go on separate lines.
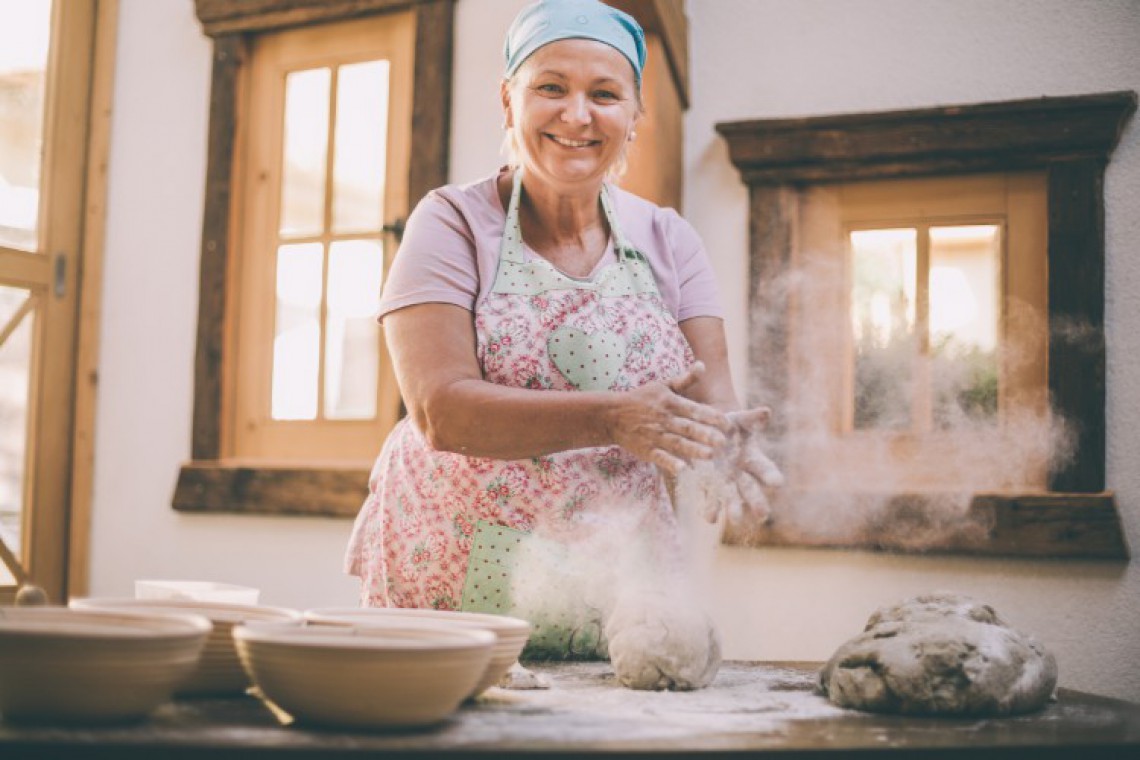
0, 606, 211, 724
70, 597, 302, 695
135, 580, 260, 605
233, 621, 494, 729
304, 607, 531, 695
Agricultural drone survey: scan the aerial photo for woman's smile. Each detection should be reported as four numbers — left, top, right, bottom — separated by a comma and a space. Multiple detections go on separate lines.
545, 133, 601, 148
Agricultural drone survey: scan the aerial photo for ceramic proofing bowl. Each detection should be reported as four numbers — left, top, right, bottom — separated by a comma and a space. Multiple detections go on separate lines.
233, 621, 495, 729
0, 606, 211, 724
70, 597, 302, 695
304, 607, 531, 695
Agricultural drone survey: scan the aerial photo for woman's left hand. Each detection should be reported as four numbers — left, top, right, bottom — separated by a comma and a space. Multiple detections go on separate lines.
688, 407, 784, 525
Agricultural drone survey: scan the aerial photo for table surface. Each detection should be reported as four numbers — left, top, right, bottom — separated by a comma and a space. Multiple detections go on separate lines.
2, 661, 1139, 759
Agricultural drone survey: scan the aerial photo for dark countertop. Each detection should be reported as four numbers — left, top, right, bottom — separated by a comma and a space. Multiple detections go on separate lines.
2, 661, 1138, 759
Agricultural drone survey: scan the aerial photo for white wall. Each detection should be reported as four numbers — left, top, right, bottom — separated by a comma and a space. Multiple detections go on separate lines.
682, 0, 1140, 702
92, 0, 1140, 700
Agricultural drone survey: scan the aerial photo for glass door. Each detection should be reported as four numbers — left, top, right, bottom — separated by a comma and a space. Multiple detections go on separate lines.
0, 0, 97, 603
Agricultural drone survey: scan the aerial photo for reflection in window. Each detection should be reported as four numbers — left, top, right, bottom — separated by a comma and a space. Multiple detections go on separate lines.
0, 0, 52, 251
849, 224, 1001, 433
269, 59, 389, 422
850, 228, 917, 430
929, 225, 1000, 427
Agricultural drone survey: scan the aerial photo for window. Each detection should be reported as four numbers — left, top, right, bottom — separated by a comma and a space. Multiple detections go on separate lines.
175, 0, 455, 515
716, 93, 1136, 559
228, 13, 411, 463
789, 173, 1049, 494
0, 0, 107, 602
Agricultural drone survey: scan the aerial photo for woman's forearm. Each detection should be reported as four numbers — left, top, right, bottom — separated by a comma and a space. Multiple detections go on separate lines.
386, 304, 727, 466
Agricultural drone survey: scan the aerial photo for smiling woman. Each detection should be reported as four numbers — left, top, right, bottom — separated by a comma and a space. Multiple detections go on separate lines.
342, 0, 782, 670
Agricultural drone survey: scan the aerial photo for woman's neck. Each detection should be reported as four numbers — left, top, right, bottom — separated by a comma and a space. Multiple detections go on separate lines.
501, 169, 611, 276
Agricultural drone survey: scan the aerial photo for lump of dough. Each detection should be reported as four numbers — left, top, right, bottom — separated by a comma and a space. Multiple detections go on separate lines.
819, 592, 1057, 716
605, 592, 721, 691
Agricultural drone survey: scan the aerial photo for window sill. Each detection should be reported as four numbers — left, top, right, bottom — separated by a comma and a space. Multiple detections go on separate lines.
721, 490, 1128, 560
172, 461, 369, 517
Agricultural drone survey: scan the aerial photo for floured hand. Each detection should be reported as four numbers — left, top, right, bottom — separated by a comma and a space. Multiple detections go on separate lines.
688, 407, 783, 525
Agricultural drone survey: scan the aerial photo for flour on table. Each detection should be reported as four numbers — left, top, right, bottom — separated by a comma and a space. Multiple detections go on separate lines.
604, 591, 721, 691
498, 661, 551, 690
819, 592, 1057, 716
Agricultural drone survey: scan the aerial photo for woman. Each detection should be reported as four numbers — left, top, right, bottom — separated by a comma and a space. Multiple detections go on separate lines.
345, 0, 778, 656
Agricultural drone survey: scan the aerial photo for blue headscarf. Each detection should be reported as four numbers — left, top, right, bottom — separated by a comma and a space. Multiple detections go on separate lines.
504, 0, 647, 88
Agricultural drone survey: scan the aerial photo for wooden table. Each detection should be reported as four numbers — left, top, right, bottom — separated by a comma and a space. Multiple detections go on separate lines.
2, 661, 1138, 758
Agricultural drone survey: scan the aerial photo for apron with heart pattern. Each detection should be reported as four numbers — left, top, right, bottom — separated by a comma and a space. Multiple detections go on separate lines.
345, 169, 694, 658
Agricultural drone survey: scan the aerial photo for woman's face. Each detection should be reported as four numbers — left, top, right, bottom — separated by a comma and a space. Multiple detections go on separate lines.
502, 38, 640, 190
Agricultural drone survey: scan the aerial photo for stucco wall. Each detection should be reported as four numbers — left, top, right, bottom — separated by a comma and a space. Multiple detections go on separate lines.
91, 0, 1139, 700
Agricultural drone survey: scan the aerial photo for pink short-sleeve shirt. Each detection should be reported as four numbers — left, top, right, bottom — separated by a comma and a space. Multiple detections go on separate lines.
377, 170, 724, 322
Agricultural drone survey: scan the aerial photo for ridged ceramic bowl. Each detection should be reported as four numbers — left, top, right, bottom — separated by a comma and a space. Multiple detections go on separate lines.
70, 597, 301, 695
233, 621, 494, 729
304, 607, 531, 695
0, 606, 211, 724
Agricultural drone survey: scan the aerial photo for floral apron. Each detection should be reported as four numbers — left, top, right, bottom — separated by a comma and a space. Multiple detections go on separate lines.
345, 170, 694, 658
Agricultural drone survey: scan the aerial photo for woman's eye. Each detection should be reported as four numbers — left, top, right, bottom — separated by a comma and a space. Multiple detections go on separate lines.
537, 83, 563, 94
594, 90, 618, 101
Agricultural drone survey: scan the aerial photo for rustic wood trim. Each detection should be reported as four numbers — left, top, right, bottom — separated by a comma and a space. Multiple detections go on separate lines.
746, 185, 794, 441
192, 35, 245, 461
716, 92, 1137, 186
409, 0, 454, 207
1047, 159, 1106, 493
722, 491, 1128, 560
609, 0, 689, 108
717, 92, 1135, 535
184, 2, 454, 512
195, 0, 417, 37
173, 463, 370, 517
68, 0, 120, 600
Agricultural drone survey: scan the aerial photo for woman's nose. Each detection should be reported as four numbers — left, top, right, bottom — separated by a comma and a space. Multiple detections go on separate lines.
560, 94, 591, 125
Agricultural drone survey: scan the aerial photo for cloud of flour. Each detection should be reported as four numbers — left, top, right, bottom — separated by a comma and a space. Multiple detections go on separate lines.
718, 254, 1077, 549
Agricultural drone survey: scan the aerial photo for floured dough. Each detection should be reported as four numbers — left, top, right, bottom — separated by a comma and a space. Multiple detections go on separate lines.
819, 592, 1057, 716
604, 592, 721, 691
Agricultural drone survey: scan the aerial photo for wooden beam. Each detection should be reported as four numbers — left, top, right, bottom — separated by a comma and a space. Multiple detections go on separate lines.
1047, 159, 1106, 492
409, 0, 454, 208
609, 0, 689, 108
173, 462, 370, 517
722, 490, 1128, 560
192, 36, 245, 461
195, 0, 417, 36
717, 91, 1137, 186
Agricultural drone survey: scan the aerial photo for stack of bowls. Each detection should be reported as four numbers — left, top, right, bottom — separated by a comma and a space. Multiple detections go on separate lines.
70, 597, 301, 695
0, 607, 210, 724
233, 621, 494, 728
305, 607, 531, 695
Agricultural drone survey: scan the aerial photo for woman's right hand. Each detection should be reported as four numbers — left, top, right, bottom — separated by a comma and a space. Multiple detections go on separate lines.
607, 362, 732, 475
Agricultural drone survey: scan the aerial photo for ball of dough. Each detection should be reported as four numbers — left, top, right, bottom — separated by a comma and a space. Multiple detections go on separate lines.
605, 592, 721, 691
819, 593, 1057, 716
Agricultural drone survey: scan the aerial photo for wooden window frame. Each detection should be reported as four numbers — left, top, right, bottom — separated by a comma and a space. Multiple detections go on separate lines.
715, 91, 1136, 560
174, 0, 455, 517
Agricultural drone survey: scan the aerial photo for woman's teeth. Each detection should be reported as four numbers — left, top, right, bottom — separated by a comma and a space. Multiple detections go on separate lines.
548, 135, 595, 148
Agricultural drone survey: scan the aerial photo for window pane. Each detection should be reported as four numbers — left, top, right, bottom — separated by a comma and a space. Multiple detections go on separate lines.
0, 0, 52, 251
0, 286, 36, 564
850, 228, 917, 430
279, 68, 330, 238
332, 60, 390, 234
325, 240, 382, 419
272, 243, 323, 420
929, 224, 1000, 426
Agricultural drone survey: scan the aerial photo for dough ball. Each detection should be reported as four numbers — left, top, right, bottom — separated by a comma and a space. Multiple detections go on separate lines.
605, 592, 721, 691
820, 593, 1057, 716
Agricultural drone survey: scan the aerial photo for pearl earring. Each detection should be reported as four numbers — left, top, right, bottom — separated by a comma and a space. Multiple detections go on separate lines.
628, 131, 637, 142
